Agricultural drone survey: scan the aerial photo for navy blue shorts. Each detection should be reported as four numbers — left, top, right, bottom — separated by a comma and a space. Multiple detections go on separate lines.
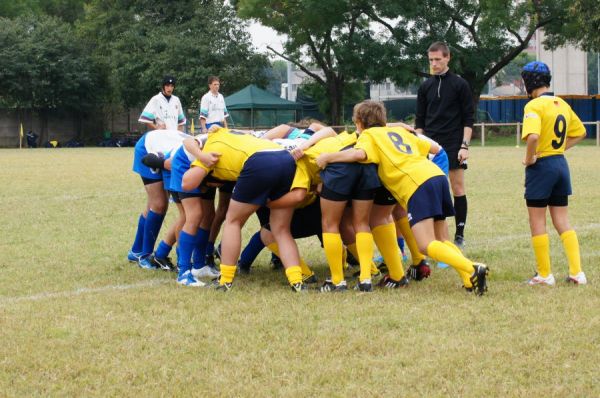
407, 176, 455, 226
525, 155, 572, 200
133, 134, 163, 180
320, 162, 381, 201
169, 191, 181, 204
232, 150, 296, 206
257, 199, 322, 239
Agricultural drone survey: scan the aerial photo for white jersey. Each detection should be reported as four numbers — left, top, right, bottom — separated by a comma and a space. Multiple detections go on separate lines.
144, 129, 189, 156
199, 92, 229, 124
139, 92, 186, 130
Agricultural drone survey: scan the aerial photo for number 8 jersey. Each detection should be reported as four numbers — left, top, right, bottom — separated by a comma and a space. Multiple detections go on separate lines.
355, 126, 444, 209
521, 94, 586, 158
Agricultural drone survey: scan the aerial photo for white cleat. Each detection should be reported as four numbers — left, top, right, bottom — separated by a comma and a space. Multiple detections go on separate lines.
527, 273, 556, 286
191, 265, 220, 279
566, 272, 587, 285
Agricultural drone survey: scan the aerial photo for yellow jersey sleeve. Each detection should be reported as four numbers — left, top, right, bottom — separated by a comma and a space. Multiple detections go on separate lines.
522, 101, 542, 140
354, 132, 380, 164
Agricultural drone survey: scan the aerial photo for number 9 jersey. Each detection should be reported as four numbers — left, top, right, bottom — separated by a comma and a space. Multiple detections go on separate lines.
355, 126, 444, 209
521, 94, 586, 158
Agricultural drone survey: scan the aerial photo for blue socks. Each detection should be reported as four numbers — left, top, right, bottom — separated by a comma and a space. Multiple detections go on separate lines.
239, 231, 265, 268
155, 240, 172, 259
397, 237, 405, 253
131, 214, 146, 253
142, 210, 164, 257
192, 228, 210, 267
178, 231, 196, 275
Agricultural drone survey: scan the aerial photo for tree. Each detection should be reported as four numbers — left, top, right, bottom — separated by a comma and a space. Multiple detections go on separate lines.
543, 0, 600, 52
0, 15, 105, 141
81, 0, 270, 118
265, 60, 288, 96
236, 0, 376, 125
363, 0, 566, 107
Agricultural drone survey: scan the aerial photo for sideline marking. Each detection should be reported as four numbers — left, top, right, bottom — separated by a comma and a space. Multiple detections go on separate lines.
0, 278, 170, 305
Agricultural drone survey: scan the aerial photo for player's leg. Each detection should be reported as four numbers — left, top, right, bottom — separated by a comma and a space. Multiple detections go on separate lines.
138, 180, 168, 269
393, 205, 427, 267
152, 194, 184, 271
176, 195, 206, 286
206, 189, 231, 265
526, 203, 554, 285
320, 198, 348, 288
217, 200, 260, 289
370, 203, 406, 284
449, 167, 467, 248
268, 206, 306, 290
550, 203, 585, 284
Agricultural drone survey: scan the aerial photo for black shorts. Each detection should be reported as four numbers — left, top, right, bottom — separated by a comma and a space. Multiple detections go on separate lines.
407, 176, 455, 226
178, 191, 202, 200
141, 176, 162, 185
445, 148, 468, 170
258, 199, 322, 239
169, 191, 181, 204
373, 186, 397, 206
320, 162, 381, 201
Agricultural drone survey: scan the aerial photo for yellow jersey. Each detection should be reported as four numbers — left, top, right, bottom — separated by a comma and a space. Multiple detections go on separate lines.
291, 131, 358, 191
522, 94, 586, 158
191, 128, 282, 181
354, 126, 444, 208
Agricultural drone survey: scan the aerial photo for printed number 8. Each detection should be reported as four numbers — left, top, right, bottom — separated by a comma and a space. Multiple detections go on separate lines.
388, 132, 413, 154
552, 114, 566, 149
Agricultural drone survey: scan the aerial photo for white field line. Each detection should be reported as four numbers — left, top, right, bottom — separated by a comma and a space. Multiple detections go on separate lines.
0, 278, 170, 306
2, 223, 600, 305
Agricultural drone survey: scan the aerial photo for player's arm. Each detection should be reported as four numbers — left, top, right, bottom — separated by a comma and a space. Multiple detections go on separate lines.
565, 135, 585, 150
182, 166, 208, 191
316, 148, 367, 169
267, 188, 307, 209
291, 127, 337, 159
183, 137, 221, 168
523, 134, 539, 166
387, 122, 415, 133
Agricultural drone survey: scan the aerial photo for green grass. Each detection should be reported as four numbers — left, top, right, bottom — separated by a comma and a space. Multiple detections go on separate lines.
1, 147, 599, 397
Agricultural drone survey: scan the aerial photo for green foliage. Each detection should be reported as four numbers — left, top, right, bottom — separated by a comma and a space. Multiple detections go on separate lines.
300, 80, 365, 122
81, 0, 269, 110
0, 15, 103, 111
544, 0, 600, 52
265, 60, 287, 96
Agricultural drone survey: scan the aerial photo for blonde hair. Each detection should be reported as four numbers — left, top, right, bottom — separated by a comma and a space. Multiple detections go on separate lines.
353, 100, 387, 129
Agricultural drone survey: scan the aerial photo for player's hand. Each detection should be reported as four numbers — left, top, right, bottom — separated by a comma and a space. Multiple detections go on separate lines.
290, 147, 304, 161
200, 152, 221, 167
522, 155, 537, 166
458, 148, 469, 164
315, 154, 329, 169
156, 121, 167, 129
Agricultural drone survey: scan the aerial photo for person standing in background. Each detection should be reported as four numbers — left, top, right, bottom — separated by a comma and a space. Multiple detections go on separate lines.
415, 42, 474, 249
200, 76, 229, 133
139, 76, 186, 132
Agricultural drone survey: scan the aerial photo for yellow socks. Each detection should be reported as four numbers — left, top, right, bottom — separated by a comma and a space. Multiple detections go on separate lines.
560, 230, 581, 276
356, 232, 374, 282
285, 266, 303, 285
323, 233, 345, 285
444, 240, 472, 288
372, 223, 405, 280
531, 234, 551, 278
219, 264, 237, 284
267, 242, 313, 277
396, 217, 425, 265
348, 242, 379, 276
426, 240, 474, 275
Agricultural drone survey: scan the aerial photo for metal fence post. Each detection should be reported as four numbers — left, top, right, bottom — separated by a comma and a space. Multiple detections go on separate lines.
597, 121, 599, 147
481, 123, 485, 147
517, 123, 521, 147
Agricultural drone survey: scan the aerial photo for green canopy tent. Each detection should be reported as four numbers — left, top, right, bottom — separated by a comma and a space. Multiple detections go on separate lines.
225, 84, 302, 128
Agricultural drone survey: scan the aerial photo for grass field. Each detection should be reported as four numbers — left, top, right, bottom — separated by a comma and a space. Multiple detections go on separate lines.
1, 146, 599, 397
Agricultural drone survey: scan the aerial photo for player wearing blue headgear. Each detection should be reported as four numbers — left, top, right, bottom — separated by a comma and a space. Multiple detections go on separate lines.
520, 61, 587, 286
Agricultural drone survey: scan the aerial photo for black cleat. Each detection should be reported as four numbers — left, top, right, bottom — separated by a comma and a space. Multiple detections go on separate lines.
407, 260, 431, 281
290, 282, 308, 293
151, 255, 177, 272
454, 235, 465, 250
237, 261, 251, 275
302, 273, 318, 284
319, 280, 348, 292
470, 263, 489, 296
214, 281, 233, 292
270, 255, 283, 270
355, 281, 373, 292
379, 275, 409, 289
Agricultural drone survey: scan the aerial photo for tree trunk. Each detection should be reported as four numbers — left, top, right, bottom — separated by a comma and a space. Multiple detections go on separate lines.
327, 79, 344, 126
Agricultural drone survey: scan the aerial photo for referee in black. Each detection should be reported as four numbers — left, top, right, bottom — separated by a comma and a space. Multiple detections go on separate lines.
415, 42, 474, 248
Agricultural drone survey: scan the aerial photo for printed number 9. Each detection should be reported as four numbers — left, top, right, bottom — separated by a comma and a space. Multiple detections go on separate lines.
388, 132, 413, 154
552, 114, 566, 149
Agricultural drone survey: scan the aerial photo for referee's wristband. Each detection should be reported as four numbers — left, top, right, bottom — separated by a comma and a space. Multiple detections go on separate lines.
460, 146, 469, 150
